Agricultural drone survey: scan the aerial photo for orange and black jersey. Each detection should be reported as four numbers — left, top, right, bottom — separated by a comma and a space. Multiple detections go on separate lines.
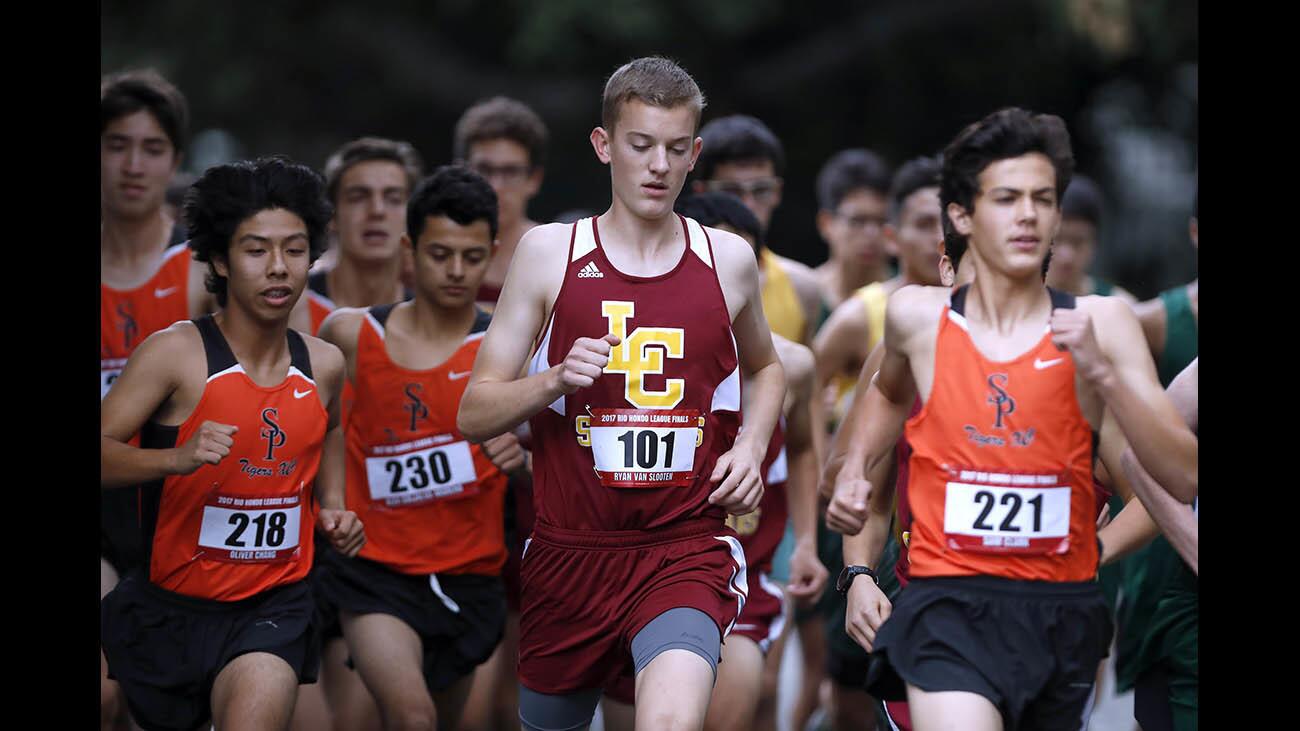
905, 285, 1100, 583
345, 304, 507, 576
138, 315, 327, 601
101, 243, 191, 399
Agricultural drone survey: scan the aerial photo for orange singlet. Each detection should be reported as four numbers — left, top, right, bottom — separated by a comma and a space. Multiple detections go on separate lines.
139, 315, 327, 601
905, 285, 1098, 583
101, 242, 191, 399
345, 304, 507, 576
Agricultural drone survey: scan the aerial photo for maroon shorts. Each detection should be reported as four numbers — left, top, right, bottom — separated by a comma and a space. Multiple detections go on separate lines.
518, 517, 747, 696
730, 570, 786, 653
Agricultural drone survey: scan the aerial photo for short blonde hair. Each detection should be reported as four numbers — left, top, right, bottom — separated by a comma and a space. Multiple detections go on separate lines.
601, 56, 706, 132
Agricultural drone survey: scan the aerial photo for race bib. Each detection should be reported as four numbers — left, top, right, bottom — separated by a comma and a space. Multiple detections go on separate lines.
588, 407, 699, 488
943, 470, 1071, 554
101, 358, 127, 399
198, 492, 302, 562
366, 437, 479, 507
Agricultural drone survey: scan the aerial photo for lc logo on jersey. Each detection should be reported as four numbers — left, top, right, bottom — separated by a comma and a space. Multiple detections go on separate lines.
986, 374, 1015, 429
404, 383, 429, 431
261, 408, 287, 461
602, 300, 684, 409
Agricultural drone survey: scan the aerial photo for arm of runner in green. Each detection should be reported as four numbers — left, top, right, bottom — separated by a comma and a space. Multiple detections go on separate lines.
101, 326, 232, 489
1052, 298, 1198, 502
1115, 359, 1198, 571
1119, 448, 1197, 574
458, 224, 576, 442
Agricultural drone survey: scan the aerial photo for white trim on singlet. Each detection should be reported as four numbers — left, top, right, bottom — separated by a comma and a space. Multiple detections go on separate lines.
307, 289, 338, 312
757, 572, 787, 653
364, 311, 386, 339
715, 535, 749, 636
287, 365, 315, 386
528, 313, 564, 416
572, 217, 597, 261
162, 242, 190, 262
711, 332, 741, 413
946, 308, 970, 331
882, 702, 903, 731
683, 216, 713, 268
766, 444, 789, 485
464, 330, 486, 344
207, 363, 245, 382
207, 363, 315, 385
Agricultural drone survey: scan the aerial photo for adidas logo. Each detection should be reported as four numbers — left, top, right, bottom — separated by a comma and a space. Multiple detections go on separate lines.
577, 261, 604, 278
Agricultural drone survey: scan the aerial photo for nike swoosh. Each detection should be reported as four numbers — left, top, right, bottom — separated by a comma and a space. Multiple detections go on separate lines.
1033, 357, 1064, 370
293, 389, 314, 399
448, 370, 472, 380
154, 286, 179, 298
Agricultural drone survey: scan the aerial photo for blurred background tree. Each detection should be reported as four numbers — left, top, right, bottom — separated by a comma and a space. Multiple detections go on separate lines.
103, 0, 1196, 298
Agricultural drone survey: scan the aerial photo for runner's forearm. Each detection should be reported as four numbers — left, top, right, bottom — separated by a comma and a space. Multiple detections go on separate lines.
101, 436, 178, 489
1120, 447, 1199, 574
458, 368, 567, 443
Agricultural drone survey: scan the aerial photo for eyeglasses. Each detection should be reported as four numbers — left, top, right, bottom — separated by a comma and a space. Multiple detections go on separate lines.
833, 211, 888, 232
469, 162, 533, 185
702, 177, 782, 204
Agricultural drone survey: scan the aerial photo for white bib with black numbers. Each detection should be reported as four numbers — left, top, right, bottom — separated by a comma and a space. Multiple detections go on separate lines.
366, 436, 479, 507
943, 469, 1071, 554
198, 491, 302, 562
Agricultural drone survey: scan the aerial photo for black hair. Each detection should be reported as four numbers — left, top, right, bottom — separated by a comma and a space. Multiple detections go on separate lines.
101, 68, 190, 155
674, 191, 765, 250
406, 165, 499, 243
816, 148, 892, 212
184, 156, 333, 307
1061, 174, 1102, 228
695, 115, 785, 181
939, 107, 1074, 267
888, 155, 942, 224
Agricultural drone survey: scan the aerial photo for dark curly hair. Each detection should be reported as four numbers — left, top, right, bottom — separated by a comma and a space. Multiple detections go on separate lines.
940, 107, 1074, 268
184, 156, 333, 306
406, 165, 499, 243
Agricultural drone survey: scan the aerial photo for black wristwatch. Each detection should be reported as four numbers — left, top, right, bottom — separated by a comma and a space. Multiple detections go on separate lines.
836, 565, 879, 594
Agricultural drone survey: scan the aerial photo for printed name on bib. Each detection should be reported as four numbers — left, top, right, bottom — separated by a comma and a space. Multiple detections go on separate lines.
365, 438, 479, 507
198, 492, 302, 562
942, 468, 1071, 554
584, 407, 700, 488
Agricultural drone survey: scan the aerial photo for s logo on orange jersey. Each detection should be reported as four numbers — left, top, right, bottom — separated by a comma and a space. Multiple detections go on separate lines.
602, 301, 685, 409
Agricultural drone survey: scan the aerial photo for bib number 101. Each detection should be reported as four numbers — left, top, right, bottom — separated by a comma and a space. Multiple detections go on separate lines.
617, 430, 676, 469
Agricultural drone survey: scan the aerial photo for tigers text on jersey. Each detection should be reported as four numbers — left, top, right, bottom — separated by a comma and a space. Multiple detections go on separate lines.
345, 304, 507, 575
527, 216, 741, 531
139, 315, 327, 601
726, 419, 788, 575
101, 243, 191, 399
904, 286, 1098, 582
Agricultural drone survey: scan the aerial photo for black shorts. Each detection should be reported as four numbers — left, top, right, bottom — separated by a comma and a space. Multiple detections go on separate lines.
865, 575, 1112, 731
310, 534, 344, 642
100, 573, 319, 731
315, 548, 506, 692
